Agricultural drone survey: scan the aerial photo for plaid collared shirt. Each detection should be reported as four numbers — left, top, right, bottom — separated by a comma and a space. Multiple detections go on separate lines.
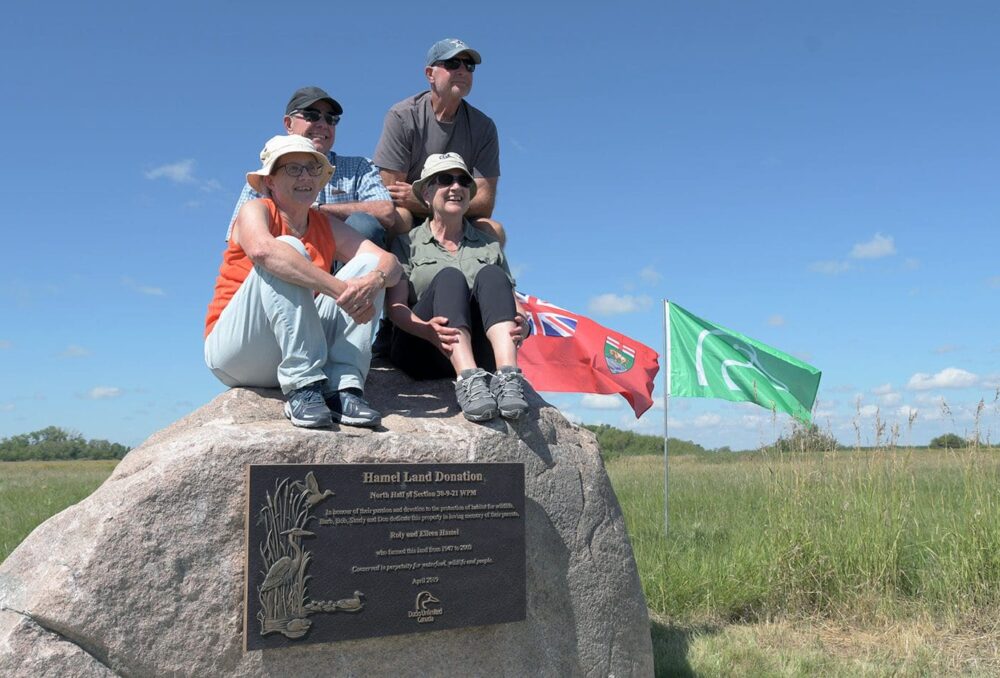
225, 151, 390, 240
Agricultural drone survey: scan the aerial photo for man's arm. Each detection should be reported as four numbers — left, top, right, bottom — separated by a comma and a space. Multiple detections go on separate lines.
318, 157, 395, 228
467, 176, 497, 219
380, 168, 427, 235
317, 199, 394, 228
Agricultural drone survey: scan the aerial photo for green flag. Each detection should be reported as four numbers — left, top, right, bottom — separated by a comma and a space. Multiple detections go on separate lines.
667, 301, 821, 422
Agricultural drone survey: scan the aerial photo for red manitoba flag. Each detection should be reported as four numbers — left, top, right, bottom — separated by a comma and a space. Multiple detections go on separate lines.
516, 293, 660, 418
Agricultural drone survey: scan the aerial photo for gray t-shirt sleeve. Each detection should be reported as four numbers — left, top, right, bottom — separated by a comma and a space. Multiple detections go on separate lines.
472, 117, 500, 179
373, 106, 411, 174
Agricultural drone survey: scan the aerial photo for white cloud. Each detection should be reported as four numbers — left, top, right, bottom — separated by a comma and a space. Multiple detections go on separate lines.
850, 233, 896, 259
0, 340, 10, 349
809, 260, 851, 275
878, 392, 902, 406
145, 159, 221, 194
122, 277, 166, 297
60, 345, 90, 358
580, 394, 623, 410
638, 266, 662, 285
587, 293, 652, 315
145, 159, 196, 183
897, 405, 918, 420
871, 383, 894, 395
87, 386, 122, 400
903, 258, 921, 271
767, 314, 785, 327
906, 367, 978, 391
934, 344, 959, 354
694, 413, 722, 427
0, 402, 14, 412
858, 405, 880, 417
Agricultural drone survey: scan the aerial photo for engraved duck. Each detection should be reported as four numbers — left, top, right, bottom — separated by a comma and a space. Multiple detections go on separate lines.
260, 528, 314, 592
292, 471, 335, 507
334, 591, 365, 612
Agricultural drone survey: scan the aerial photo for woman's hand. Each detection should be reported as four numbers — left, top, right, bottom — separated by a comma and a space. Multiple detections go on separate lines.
423, 316, 461, 356
511, 313, 529, 347
337, 275, 381, 324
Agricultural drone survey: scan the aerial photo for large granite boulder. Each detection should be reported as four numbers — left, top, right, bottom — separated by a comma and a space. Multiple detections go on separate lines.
0, 366, 653, 677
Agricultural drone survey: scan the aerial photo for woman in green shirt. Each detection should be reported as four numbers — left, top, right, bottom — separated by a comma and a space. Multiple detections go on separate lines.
386, 153, 529, 422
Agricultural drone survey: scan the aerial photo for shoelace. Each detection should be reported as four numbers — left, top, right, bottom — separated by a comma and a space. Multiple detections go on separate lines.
461, 373, 492, 399
494, 371, 523, 397
297, 386, 326, 406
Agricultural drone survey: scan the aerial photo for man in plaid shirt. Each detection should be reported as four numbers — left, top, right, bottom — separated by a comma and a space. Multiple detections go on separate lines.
226, 86, 394, 249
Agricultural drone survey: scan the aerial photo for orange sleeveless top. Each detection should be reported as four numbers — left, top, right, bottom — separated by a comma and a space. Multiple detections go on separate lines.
204, 199, 336, 337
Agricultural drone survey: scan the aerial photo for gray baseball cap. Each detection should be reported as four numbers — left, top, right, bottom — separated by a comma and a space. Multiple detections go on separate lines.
426, 38, 482, 66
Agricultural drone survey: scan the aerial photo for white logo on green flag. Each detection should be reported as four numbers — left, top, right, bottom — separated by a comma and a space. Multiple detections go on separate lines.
668, 302, 821, 422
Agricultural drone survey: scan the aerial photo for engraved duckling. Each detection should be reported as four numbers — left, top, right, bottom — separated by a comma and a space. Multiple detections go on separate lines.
292, 471, 335, 507
334, 591, 365, 612
260, 528, 314, 592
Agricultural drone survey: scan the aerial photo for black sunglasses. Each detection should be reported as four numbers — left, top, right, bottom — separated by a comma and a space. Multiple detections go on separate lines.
292, 108, 341, 126
433, 172, 473, 188
434, 57, 476, 73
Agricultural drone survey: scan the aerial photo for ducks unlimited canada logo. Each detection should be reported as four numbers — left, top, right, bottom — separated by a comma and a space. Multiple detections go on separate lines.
408, 590, 443, 624
604, 337, 636, 374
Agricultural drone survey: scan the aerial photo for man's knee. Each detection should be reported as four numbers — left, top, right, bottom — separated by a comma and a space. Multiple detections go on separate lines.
394, 208, 416, 234
345, 213, 386, 249
473, 218, 506, 248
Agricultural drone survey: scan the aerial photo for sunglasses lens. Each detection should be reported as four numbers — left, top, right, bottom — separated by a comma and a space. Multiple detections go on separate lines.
435, 173, 472, 187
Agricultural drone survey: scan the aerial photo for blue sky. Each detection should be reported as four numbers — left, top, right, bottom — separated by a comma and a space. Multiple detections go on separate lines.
2, 1, 998, 450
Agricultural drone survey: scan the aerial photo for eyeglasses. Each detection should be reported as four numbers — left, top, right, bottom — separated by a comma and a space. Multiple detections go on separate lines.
432, 172, 473, 188
433, 58, 476, 73
276, 162, 325, 178
291, 108, 341, 126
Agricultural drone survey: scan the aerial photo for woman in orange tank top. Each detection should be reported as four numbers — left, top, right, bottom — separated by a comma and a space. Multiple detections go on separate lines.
204, 135, 401, 428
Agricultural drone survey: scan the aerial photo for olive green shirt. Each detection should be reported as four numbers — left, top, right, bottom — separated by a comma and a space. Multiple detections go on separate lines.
391, 219, 515, 304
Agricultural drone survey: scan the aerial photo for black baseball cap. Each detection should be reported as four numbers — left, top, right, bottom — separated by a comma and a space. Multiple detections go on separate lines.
285, 86, 343, 116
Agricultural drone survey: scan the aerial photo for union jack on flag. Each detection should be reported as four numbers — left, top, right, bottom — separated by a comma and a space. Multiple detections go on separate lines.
515, 292, 577, 338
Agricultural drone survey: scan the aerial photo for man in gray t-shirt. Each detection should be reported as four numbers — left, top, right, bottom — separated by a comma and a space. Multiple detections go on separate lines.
374, 38, 504, 245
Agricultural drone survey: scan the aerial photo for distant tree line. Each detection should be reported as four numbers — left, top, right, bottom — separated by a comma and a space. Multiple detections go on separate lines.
0, 426, 129, 461
582, 424, 708, 460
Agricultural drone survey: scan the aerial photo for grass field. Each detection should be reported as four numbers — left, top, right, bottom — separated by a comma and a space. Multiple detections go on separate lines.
3, 452, 999, 676
608, 448, 1000, 676
0, 460, 118, 561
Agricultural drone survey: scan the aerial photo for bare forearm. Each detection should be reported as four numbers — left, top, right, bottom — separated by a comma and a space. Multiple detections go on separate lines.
466, 178, 497, 219
251, 241, 345, 299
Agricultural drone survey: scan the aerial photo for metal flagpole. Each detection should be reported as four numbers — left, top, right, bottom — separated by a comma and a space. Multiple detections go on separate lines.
663, 299, 671, 538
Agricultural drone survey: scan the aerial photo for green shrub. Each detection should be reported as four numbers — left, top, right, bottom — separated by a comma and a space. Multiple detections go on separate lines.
929, 433, 966, 449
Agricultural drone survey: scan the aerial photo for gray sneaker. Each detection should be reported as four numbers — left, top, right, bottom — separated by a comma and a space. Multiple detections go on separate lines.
325, 388, 382, 428
491, 366, 529, 420
455, 368, 498, 422
284, 382, 333, 428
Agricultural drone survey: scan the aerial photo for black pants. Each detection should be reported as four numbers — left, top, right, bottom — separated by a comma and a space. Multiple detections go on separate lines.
390, 265, 516, 380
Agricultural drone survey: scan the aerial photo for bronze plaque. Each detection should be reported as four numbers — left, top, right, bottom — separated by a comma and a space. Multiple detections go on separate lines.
244, 463, 525, 650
